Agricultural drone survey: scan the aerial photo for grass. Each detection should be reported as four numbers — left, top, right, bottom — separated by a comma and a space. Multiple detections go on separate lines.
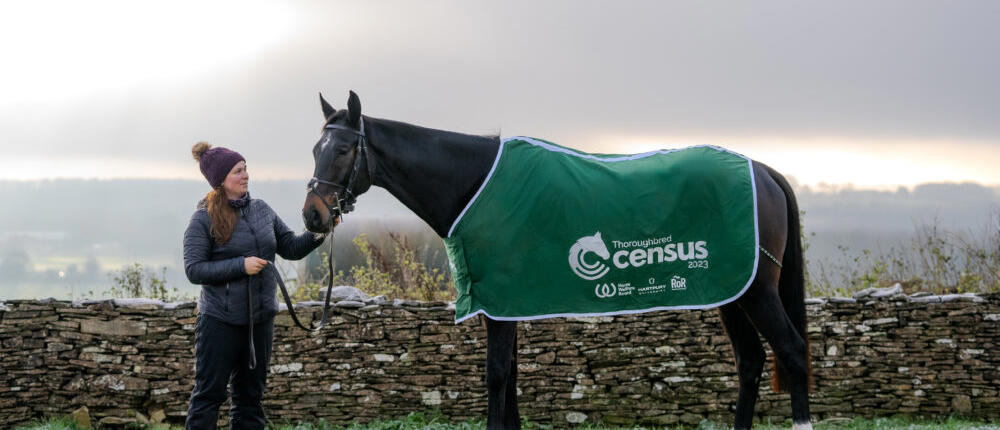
13, 417, 87, 430
16, 413, 1000, 430
696, 417, 1000, 430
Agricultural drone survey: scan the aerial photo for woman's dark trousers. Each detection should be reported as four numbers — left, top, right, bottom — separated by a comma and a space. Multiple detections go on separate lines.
186, 314, 274, 430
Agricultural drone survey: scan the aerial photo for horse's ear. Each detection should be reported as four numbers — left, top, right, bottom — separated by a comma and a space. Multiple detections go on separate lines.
347, 90, 362, 128
320, 93, 336, 120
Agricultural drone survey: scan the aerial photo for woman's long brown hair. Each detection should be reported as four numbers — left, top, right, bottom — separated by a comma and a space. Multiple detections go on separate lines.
205, 188, 237, 245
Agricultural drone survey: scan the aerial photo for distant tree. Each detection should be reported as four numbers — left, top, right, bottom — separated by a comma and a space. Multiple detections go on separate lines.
64, 263, 79, 281
0, 249, 31, 281
83, 255, 101, 281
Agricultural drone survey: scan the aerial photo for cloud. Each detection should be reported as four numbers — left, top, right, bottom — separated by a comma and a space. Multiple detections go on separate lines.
1, 1, 998, 184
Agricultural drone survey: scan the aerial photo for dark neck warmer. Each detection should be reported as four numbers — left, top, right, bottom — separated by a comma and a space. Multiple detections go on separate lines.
228, 192, 251, 209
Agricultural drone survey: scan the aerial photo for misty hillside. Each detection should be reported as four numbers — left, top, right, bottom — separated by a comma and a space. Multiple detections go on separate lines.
1, 179, 998, 299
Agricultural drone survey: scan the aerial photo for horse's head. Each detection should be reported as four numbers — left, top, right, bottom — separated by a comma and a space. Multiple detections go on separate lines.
303, 91, 374, 233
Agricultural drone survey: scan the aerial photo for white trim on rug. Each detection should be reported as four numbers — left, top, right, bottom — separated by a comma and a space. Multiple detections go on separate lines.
451, 136, 763, 323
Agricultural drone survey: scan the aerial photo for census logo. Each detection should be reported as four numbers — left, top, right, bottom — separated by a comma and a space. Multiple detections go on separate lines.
568, 231, 710, 281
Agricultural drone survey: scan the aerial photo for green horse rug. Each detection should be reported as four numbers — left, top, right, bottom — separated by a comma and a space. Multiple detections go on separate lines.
444, 136, 760, 323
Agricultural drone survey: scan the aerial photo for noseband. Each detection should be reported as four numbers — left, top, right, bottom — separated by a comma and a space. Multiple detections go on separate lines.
307, 116, 374, 219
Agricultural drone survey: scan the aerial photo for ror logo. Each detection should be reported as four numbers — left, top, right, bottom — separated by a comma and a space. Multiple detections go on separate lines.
671, 275, 687, 291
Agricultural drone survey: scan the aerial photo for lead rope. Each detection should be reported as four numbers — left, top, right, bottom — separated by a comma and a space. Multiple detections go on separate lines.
246, 203, 340, 371
759, 246, 783, 268
269, 198, 340, 333
248, 275, 256, 369
256, 230, 335, 430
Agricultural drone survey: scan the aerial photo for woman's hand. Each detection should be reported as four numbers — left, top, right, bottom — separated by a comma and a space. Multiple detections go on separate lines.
312, 216, 339, 240
244, 256, 268, 275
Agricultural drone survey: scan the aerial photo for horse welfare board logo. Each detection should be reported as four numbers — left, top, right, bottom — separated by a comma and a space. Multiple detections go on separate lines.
568, 232, 611, 280
594, 282, 617, 298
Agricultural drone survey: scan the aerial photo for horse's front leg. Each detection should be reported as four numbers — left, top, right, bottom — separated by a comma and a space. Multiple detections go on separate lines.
485, 318, 520, 430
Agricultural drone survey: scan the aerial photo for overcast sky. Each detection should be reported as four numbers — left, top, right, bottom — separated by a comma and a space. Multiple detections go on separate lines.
2, 0, 998, 188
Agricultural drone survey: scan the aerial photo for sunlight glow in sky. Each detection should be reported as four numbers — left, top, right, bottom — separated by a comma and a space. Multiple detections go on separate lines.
0, 0, 295, 103
3, 136, 998, 190
609, 136, 1000, 190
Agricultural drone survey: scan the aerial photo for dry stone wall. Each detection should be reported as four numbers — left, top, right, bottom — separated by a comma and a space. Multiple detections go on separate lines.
0, 292, 998, 428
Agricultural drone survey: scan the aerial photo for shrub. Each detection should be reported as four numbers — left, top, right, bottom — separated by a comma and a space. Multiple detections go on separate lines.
349, 232, 454, 301
102, 263, 185, 301
808, 214, 1000, 296
284, 232, 454, 302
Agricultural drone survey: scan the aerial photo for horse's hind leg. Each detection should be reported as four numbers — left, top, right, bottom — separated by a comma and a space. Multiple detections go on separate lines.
485, 318, 520, 430
504, 325, 520, 427
738, 285, 812, 429
719, 303, 766, 430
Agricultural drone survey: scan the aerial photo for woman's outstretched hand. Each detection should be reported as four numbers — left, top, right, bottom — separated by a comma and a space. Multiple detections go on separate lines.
312, 216, 340, 240
244, 256, 268, 275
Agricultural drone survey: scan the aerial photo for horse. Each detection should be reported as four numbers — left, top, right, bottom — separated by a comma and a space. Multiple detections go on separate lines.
301, 91, 813, 430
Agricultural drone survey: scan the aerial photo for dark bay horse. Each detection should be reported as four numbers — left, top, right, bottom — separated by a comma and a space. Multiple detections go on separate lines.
302, 91, 813, 430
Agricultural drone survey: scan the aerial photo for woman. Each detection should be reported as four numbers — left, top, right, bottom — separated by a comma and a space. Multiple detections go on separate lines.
183, 142, 327, 429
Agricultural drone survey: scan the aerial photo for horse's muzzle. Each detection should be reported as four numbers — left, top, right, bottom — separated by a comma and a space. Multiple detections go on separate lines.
302, 194, 332, 233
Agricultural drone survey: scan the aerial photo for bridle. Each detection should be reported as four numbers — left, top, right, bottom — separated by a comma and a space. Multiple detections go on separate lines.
307, 116, 374, 219
259, 116, 375, 344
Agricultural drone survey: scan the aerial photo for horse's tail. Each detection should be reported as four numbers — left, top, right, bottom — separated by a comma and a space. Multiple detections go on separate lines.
764, 165, 813, 393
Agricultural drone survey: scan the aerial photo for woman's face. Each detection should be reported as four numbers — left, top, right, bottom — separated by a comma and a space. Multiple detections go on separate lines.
222, 161, 249, 198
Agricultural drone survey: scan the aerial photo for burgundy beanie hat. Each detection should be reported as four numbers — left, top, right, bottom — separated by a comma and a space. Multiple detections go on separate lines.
191, 142, 245, 188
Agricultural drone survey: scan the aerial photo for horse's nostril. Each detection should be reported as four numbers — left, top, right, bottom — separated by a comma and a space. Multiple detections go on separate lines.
308, 208, 325, 230
304, 209, 319, 230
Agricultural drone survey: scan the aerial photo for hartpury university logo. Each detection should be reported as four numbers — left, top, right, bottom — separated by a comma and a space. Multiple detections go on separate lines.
568, 232, 611, 280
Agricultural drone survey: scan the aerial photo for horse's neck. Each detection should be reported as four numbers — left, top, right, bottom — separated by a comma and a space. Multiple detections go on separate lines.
366, 117, 500, 237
